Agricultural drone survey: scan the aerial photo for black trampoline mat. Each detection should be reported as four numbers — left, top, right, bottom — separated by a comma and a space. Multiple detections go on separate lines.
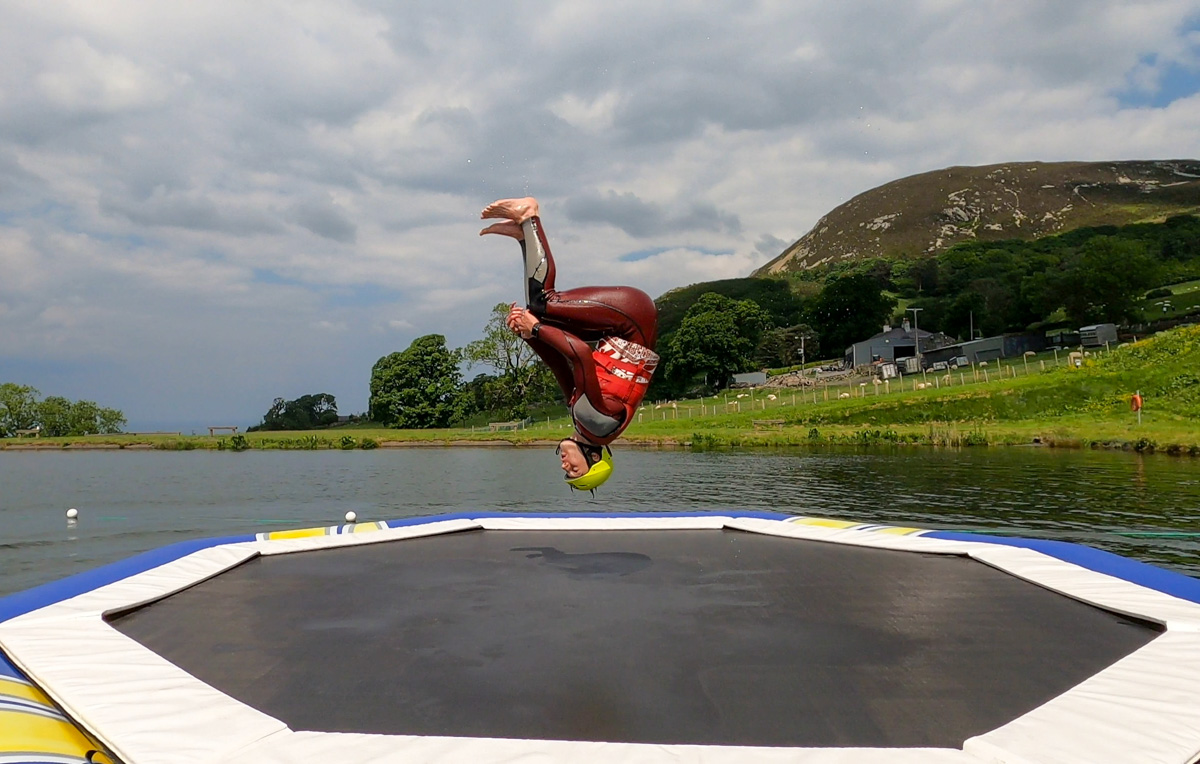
110, 529, 1159, 747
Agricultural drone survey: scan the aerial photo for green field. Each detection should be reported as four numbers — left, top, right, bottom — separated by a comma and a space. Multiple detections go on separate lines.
1140, 279, 1200, 320
6, 327, 1199, 455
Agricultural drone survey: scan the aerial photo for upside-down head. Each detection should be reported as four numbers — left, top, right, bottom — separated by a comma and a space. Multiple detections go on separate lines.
556, 438, 613, 493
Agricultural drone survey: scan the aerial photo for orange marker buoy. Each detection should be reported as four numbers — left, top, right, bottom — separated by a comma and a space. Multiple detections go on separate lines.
1131, 393, 1143, 412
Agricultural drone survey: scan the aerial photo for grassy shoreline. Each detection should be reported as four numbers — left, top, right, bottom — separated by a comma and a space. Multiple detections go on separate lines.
1, 422, 1192, 454
5, 327, 1198, 456
1, 407, 1194, 456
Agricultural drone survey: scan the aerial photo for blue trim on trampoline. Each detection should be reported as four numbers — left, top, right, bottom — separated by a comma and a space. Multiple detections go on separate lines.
6, 512, 1197, 629
0, 533, 256, 625
383, 509, 792, 528
0, 651, 24, 681
928, 531, 1200, 605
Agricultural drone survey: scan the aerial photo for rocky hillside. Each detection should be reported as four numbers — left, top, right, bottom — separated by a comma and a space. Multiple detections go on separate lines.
757, 160, 1200, 274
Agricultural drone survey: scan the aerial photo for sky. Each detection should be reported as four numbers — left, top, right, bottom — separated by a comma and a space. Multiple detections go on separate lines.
1, 1, 1198, 432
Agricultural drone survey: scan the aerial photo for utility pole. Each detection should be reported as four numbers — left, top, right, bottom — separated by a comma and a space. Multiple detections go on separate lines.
908, 307, 923, 366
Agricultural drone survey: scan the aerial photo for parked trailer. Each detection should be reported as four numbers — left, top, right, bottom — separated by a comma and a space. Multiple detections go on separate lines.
1080, 324, 1118, 347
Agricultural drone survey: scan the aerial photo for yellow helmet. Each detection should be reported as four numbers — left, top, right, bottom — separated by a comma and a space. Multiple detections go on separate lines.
565, 445, 613, 493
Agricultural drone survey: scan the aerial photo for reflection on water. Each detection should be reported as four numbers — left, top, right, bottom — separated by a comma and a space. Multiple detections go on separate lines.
0, 447, 1197, 597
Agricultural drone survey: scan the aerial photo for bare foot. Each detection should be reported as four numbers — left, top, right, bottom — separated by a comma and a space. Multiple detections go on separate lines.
481, 197, 539, 224
479, 221, 524, 240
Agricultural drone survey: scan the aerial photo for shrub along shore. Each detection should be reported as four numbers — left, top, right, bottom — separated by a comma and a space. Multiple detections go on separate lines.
5, 327, 1199, 456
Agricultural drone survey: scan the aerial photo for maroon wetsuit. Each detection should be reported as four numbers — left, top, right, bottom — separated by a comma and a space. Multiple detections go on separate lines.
517, 216, 658, 446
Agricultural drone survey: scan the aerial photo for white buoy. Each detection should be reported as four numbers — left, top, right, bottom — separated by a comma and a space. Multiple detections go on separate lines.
66, 508, 79, 520
345, 511, 357, 524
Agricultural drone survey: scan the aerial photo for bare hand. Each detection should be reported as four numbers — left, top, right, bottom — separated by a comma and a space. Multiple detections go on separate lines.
506, 303, 539, 339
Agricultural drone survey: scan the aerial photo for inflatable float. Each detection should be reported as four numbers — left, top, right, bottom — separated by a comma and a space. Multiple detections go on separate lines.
2, 511, 1199, 763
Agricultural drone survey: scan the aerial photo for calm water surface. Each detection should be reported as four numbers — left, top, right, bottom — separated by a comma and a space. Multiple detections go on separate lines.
1, 447, 1198, 597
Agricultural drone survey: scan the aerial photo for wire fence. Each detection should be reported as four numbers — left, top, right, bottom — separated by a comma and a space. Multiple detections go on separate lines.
479, 346, 1114, 431
631, 347, 1107, 424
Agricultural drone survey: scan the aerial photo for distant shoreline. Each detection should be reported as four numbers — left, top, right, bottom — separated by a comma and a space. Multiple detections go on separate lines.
1, 423, 1194, 456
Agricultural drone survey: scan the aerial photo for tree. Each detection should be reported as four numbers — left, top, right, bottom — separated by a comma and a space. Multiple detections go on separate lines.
805, 274, 898, 355
248, 393, 339, 432
665, 293, 771, 390
755, 324, 817, 369
942, 291, 987, 341
1059, 237, 1159, 325
0, 384, 124, 437
97, 406, 127, 434
463, 303, 559, 417
654, 277, 804, 338
33, 395, 126, 436
369, 334, 464, 428
0, 383, 40, 437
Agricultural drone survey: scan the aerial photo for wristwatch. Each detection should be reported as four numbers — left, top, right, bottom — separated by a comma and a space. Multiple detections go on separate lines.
530, 323, 541, 338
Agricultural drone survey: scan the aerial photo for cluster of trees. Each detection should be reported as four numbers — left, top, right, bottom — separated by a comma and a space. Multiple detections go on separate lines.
0, 383, 126, 437
651, 278, 813, 398
368, 304, 563, 429
247, 393, 340, 432
809, 215, 1200, 340
370, 334, 465, 428
648, 275, 896, 398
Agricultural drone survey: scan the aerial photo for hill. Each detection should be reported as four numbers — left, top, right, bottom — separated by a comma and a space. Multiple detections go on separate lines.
757, 160, 1200, 274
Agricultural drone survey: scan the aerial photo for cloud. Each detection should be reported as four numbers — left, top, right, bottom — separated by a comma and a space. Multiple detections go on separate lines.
1, 0, 1199, 426
101, 191, 286, 236
289, 197, 358, 243
755, 234, 788, 257
563, 191, 741, 237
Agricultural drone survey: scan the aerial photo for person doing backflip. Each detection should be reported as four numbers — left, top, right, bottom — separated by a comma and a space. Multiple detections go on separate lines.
480, 197, 659, 492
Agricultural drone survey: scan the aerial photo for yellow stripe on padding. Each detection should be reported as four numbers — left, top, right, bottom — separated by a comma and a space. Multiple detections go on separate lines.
0, 708, 101, 758
785, 516, 926, 535
0, 677, 54, 708
875, 525, 924, 536
350, 521, 386, 534
262, 526, 331, 541
787, 517, 859, 529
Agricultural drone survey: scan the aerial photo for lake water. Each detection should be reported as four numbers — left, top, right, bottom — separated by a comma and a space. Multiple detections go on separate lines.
1, 447, 1198, 598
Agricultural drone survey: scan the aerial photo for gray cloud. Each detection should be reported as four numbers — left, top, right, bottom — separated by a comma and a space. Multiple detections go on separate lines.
289, 198, 358, 243
101, 192, 286, 236
755, 234, 788, 257
563, 191, 741, 237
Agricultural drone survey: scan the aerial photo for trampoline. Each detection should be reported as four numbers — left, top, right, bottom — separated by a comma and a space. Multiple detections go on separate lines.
3, 512, 1200, 764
